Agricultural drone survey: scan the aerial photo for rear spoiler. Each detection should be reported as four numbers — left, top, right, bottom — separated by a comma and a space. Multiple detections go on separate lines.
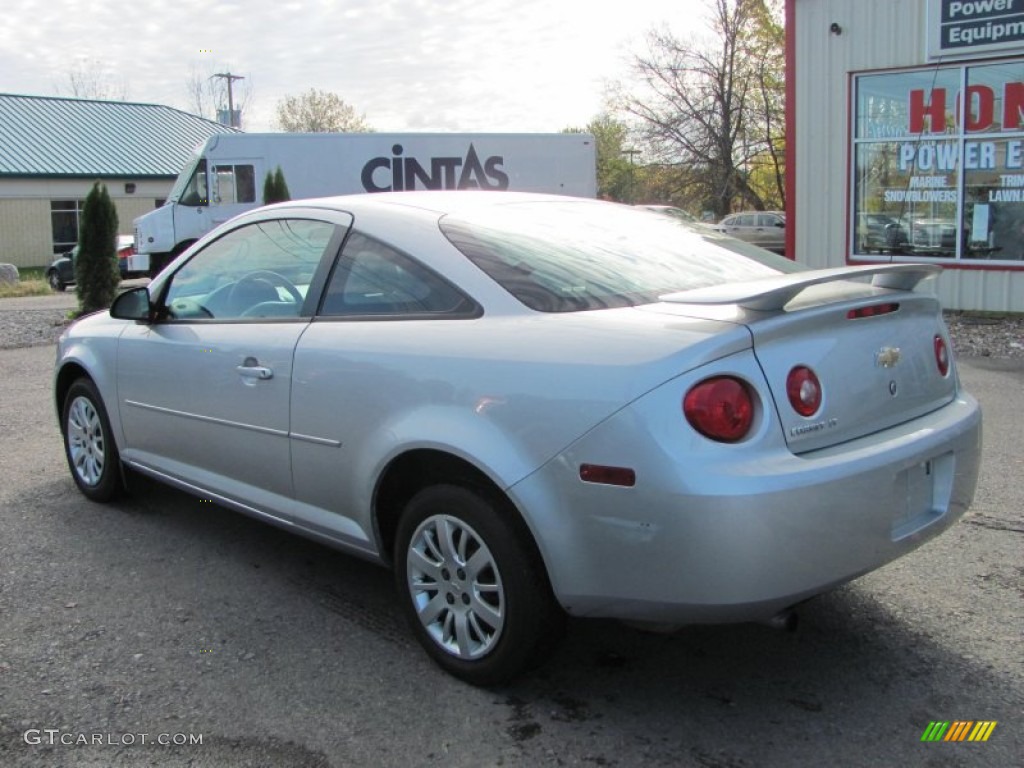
660, 264, 942, 312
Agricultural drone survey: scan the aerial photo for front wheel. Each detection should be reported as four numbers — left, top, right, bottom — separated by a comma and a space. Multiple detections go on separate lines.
61, 378, 121, 502
47, 270, 65, 292
395, 484, 564, 686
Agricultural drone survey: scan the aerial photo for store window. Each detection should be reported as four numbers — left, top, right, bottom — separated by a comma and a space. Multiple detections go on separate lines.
852, 60, 1024, 263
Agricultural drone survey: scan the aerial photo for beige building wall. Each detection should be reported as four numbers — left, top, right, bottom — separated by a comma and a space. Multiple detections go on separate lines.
0, 178, 171, 269
793, 0, 1024, 312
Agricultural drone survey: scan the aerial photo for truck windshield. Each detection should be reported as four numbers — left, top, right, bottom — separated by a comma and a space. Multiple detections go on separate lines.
173, 159, 209, 207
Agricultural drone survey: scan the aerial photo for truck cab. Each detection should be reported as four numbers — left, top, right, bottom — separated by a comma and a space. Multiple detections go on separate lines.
135, 149, 258, 274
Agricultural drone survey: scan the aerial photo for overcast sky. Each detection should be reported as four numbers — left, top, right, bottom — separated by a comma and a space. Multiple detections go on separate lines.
1, 0, 710, 133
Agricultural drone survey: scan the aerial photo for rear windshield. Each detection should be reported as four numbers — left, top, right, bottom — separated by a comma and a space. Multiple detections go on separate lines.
440, 200, 802, 312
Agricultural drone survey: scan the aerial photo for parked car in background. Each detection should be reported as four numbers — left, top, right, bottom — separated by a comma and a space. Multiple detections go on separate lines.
46, 235, 136, 291
909, 218, 958, 256
856, 213, 910, 253
716, 211, 786, 253
55, 192, 980, 685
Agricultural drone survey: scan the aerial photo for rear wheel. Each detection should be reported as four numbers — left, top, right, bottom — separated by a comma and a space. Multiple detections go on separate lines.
61, 378, 121, 502
394, 484, 563, 686
47, 270, 65, 292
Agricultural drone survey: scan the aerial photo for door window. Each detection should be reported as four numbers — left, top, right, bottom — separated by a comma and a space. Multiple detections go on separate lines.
163, 218, 337, 320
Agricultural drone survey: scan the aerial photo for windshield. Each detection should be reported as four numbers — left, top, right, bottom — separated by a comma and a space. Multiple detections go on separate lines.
440, 200, 802, 312
168, 152, 208, 206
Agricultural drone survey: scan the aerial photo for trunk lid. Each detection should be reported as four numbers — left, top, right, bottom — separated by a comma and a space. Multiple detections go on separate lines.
657, 265, 956, 453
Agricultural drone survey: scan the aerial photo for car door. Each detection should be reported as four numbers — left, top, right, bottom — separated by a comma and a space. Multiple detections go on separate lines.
288, 231, 479, 552
116, 212, 348, 516
757, 213, 786, 251
721, 214, 753, 242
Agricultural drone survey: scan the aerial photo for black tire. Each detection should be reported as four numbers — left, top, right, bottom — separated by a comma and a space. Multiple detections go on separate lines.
47, 270, 65, 292
61, 378, 122, 502
394, 484, 564, 686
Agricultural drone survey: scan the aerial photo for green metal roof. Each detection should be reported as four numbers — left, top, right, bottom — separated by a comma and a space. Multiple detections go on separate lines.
0, 94, 238, 178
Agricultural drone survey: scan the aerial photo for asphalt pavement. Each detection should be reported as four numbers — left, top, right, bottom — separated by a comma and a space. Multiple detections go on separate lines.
0, 345, 1020, 767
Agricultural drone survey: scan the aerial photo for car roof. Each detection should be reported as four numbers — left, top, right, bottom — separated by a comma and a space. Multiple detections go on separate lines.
261, 190, 602, 218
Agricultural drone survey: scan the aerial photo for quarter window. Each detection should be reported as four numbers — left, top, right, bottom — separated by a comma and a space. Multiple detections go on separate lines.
319, 233, 473, 317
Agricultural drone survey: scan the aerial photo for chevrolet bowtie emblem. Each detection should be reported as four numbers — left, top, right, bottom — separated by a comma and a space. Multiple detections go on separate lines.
876, 347, 901, 368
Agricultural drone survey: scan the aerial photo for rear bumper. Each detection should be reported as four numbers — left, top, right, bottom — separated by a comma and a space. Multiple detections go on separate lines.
511, 390, 982, 624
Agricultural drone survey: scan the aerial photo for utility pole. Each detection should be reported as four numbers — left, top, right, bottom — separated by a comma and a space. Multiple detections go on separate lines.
211, 71, 245, 128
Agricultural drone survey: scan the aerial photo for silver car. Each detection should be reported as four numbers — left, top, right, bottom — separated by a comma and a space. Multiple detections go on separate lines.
55, 192, 981, 685
717, 211, 787, 253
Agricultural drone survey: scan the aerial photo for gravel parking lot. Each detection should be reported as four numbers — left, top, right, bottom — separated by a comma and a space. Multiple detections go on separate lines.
0, 295, 1020, 767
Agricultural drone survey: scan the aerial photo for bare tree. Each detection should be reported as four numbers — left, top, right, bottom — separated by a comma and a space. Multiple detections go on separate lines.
275, 89, 372, 133
184, 64, 254, 127
63, 57, 129, 100
617, 0, 784, 218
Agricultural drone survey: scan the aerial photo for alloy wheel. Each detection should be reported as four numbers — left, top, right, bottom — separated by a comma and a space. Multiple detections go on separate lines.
406, 514, 505, 660
66, 395, 105, 487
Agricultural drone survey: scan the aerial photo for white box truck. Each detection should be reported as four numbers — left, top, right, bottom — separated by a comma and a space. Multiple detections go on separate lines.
133, 132, 597, 274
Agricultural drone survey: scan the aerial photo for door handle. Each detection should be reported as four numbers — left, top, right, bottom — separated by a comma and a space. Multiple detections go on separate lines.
237, 365, 273, 380
237, 357, 273, 380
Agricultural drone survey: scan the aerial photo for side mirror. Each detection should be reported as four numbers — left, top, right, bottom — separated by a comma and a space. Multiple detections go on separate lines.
110, 286, 152, 321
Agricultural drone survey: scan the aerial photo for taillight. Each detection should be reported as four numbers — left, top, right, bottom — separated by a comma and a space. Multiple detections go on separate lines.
786, 366, 822, 417
934, 334, 950, 376
847, 302, 899, 319
683, 376, 754, 443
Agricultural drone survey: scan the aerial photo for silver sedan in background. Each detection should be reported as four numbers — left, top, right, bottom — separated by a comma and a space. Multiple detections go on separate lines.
55, 192, 981, 685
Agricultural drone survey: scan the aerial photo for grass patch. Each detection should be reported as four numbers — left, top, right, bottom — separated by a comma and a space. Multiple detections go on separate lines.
0, 279, 54, 298
19, 267, 46, 281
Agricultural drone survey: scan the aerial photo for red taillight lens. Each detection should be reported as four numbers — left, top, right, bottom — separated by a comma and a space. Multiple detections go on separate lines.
934, 334, 950, 376
846, 302, 899, 319
683, 376, 754, 442
786, 366, 822, 417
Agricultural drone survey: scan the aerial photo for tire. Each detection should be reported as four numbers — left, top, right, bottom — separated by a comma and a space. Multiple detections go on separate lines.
394, 484, 564, 686
61, 378, 122, 502
47, 270, 65, 292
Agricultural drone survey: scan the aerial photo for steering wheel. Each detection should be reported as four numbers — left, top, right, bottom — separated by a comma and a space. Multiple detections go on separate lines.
227, 270, 303, 309
166, 297, 214, 319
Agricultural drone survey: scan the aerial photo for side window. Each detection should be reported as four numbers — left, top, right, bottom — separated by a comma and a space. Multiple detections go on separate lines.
320, 232, 474, 318
212, 164, 256, 204
163, 218, 336, 320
